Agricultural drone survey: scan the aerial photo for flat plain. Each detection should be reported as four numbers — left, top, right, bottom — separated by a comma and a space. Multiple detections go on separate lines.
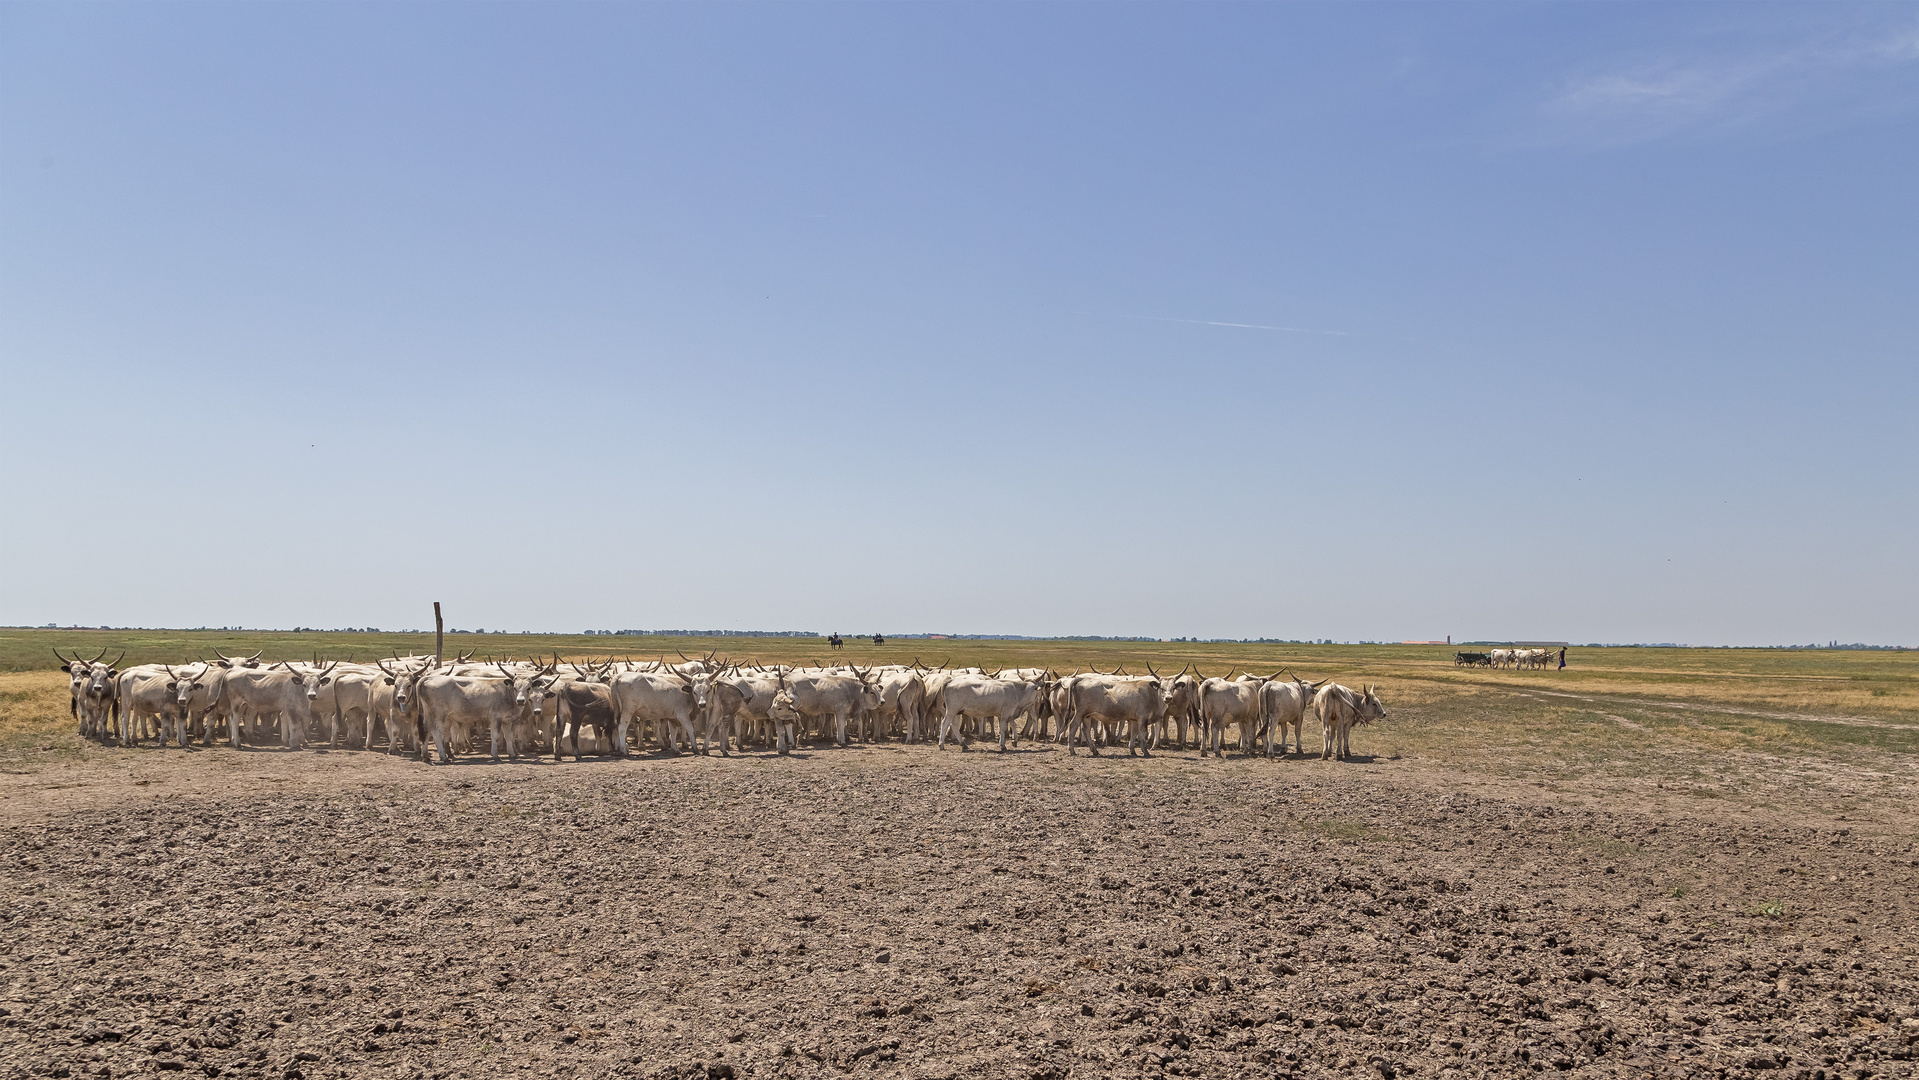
2, 630, 1916, 1080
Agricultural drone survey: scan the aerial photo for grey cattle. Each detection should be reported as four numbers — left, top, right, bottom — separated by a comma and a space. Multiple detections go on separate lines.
1257, 675, 1326, 756
780, 670, 880, 748
873, 670, 925, 743
937, 674, 1045, 752
1061, 674, 1165, 756
55, 648, 119, 742
1197, 675, 1262, 758
207, 665, 324, 749
607, 670, 700, 756
1313, 682, 1387, 761
116, 665, 181, 747
412, 673, 522, 764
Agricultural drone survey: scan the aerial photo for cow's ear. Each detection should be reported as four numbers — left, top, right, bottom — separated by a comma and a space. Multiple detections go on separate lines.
166, 681, 178, 690
319, 677, 331, 686
384, 677, 395, 685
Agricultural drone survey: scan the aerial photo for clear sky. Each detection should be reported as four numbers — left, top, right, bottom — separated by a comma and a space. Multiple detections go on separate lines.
3, 4, 1915, 645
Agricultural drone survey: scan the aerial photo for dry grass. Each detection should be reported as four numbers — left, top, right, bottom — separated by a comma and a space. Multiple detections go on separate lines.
0, 672, 80, 761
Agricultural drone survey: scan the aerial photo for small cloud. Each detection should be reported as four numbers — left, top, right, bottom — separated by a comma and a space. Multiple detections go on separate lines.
1542, 19, 1919, 145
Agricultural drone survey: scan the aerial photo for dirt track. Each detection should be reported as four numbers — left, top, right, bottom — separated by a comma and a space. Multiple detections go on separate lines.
3, 742, 1916, 1080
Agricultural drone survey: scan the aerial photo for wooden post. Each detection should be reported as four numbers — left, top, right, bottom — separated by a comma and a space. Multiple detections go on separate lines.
434, 602, 444, 665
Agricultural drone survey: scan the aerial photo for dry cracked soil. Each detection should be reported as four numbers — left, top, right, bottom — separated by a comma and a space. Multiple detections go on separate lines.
2, 740, 1916, 1080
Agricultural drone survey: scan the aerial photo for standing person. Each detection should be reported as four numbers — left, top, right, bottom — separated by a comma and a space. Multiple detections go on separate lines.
1558, 647, 1567, 670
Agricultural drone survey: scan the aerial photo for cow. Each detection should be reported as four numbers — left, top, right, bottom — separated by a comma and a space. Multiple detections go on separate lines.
412, 671, 521, 764
1061, 674, 1165, 756
872, 669, 925, 743
779, 669, 880, 748
55, 648, 119, 741
1197, 674, 1262, 758
1258, 674, 1326, 756
1489, 649, 1512, 669
158, 662, 221, 748
937, 674, 1045, 752
53, 647, 101, 733
206, 664, 324, 749
1153, 665, 1202, 750
1313, 682, 1387, 761
365, 657, 436, 754
720, 668, 788, 753
690, 667, 757, 756
545, 661, 616, 760
489, 662, 558, 761
115, 665, 182, 747
767, 690, 804, 754
607, 669, 701, 756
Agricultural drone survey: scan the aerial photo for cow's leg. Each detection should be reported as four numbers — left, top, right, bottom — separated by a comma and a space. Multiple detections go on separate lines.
834, 710, 848, 748
490, 716, 501, 762
614, 708, 632, 757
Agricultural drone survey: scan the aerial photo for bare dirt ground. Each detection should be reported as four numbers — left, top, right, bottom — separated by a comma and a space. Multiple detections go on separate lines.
4, 730, 1917, 1080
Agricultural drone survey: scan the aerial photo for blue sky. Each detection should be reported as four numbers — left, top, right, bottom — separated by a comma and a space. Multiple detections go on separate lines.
3, 3, 1915, 644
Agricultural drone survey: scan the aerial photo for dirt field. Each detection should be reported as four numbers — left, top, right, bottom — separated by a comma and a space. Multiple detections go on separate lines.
3, 737, 1917, 1078
4, 638, 1917, 1079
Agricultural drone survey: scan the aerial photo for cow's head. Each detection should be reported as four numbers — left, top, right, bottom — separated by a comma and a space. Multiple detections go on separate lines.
211, 649, 264, 670
769, 690, 801, 725
1357, 684, 1387, 723
284, 661, 339, 701
165, 663, 213, 708
380, 658, 428, 711
499, 663, 558, 717
55, 647, 102, 700
84, 651, 124, 698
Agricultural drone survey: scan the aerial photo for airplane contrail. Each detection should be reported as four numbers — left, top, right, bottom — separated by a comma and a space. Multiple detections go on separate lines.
1104, 313, 1352, 336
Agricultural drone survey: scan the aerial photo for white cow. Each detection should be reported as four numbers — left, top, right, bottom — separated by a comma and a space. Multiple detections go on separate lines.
1313, 682, 1387, 761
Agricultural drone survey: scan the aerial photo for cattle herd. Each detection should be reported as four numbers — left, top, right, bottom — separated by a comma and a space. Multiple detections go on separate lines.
1454, 647, 1559, 669
50, 648, 1390, 764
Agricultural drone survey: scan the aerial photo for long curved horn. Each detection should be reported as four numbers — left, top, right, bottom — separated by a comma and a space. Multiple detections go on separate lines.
53, 648, 70, 666
1146, 663, 1158, 678
107, 650, 125, 669
89, 646, 110, 664
245, 649, 263, 662
676, 650, 692, 663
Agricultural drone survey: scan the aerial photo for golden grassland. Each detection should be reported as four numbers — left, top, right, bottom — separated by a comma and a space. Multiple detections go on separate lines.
4, 629, 1915, 801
